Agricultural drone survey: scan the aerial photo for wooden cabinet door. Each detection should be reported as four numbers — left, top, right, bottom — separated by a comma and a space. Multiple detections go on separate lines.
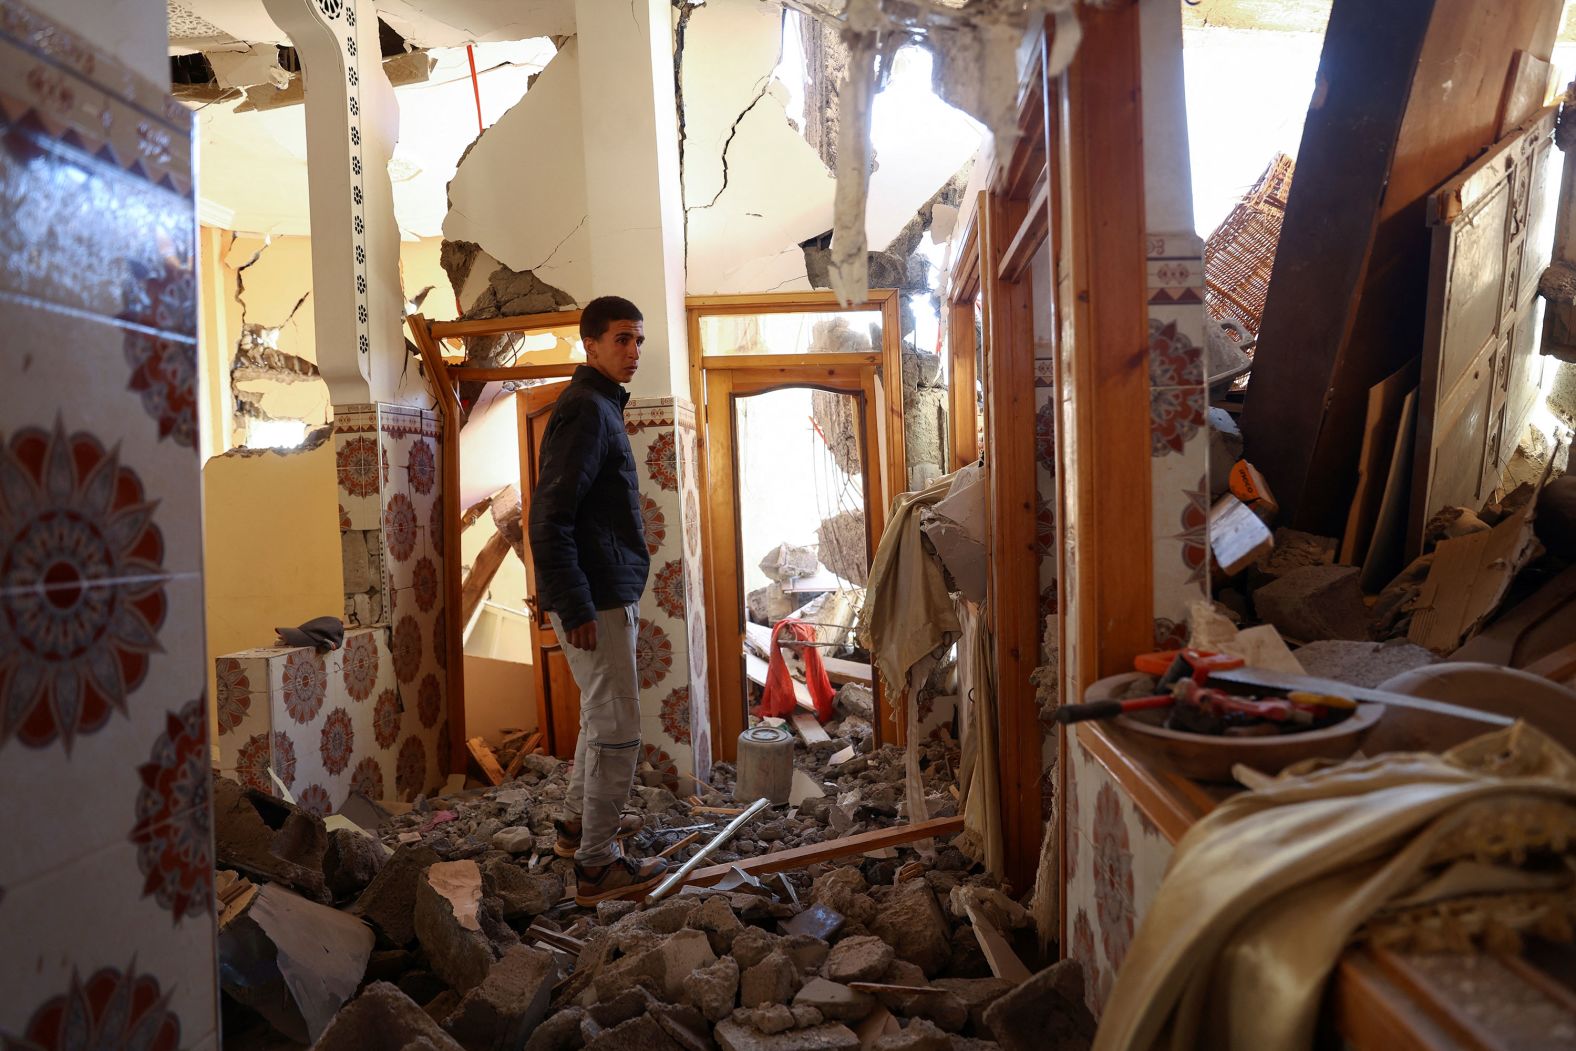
516, 380, 581, 759
1411, 108, 1557, 555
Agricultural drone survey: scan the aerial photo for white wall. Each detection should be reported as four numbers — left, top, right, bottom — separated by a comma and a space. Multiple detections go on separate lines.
54, 0, 169, 86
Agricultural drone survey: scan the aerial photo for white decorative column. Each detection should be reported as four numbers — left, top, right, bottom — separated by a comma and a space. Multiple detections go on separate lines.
573, 0, 712, 781
259, 0, 404, 402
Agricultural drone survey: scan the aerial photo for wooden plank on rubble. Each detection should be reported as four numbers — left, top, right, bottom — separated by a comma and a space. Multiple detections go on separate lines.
665, 816, 965, 892
467, 737, 507, 786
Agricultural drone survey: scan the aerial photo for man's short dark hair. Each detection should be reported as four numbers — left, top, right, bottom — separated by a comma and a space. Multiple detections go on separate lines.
579, 296, 643, 341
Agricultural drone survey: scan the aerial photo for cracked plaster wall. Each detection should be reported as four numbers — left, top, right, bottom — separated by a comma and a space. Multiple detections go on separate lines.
198, 230, 455, 449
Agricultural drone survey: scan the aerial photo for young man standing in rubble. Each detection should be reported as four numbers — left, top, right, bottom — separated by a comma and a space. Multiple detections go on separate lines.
529, 295, 670, 905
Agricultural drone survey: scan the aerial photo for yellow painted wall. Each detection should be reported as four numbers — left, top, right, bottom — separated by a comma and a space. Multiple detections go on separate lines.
201, 441, 343, 739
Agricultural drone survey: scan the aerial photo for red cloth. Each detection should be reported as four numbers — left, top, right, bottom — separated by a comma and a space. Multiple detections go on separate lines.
754, 618, 836, 722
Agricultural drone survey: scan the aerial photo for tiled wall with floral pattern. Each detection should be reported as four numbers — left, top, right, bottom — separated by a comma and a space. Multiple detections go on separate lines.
627, 396, 713, 787
0, 1, 220, 1046
1064, 734, 1174, 1018
214, 626, 445, 810
1146, 232, 1211, 646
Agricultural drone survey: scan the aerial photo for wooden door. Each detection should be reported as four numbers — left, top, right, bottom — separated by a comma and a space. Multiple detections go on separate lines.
516, 379, 581, 759
1411, 107, 1557, 555
702, 367, 887, 758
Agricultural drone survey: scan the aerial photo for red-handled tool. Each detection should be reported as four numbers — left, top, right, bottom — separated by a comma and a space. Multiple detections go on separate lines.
1051, 695, 1174, 725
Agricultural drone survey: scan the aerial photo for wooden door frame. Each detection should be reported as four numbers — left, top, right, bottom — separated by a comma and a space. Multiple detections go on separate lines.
702, 366, 889, 763
687, 290, 904, 764
410, 312, 579, 774
515, 378, 577, 758
947, 209, 984, 470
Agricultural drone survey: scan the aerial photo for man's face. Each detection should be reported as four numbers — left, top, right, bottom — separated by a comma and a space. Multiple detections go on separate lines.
584, 319, 644, 385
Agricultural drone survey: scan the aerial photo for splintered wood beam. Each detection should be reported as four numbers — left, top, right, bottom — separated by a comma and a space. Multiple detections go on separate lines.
467, 736, 506, 786
673, 816, 965, 890
461, 530, 512, 627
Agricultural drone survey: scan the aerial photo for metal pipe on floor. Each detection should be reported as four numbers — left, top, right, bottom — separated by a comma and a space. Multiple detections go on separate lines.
644, 797, 772, 903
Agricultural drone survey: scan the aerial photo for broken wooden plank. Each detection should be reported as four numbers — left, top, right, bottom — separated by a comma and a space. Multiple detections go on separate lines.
963, 898, 1032, 984
673, 816, 965, 891
467, 736, 507, 786
460, 530, 512, 628
791, 711, 831, 744
502, 731, 542, 780
658, 831, 702, 859
823, 655, 873, 685
691, 805, 748, 817
849, 982, 952, 996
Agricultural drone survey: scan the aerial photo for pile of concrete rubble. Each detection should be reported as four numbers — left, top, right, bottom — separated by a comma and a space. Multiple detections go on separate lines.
216, 727, 1094, 1051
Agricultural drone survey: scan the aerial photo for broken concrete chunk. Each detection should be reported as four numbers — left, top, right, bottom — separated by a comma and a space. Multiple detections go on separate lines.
313, 982, 466, 1051
659, 928, 719, 1001
873, 1018, 952, 1051
715, 1019, 860, 1051
583, 1013, 684, 1051
599, 898, 641, 926
824, 935, 895, 984
414, 860, 497, 993
811, 868, 879, 926
591, 946, 666, 1002
218, 881, 375, 1044
213, 775, 331, 902
733, 1003, 798, 1035
732, 926, 786, 970
442, 945, 558, 1051
1289, 639, 1437, 689
794, 977, 877, 1023
352, 842, 442, 947
1253, 564, 1371, 642
324, 827, 387, 900
782, 933, 831, 976
1252, 528, 1338, 584
979, 960, 1095, 1051
684, 954, 741, 1023
491, 826, 537, 854
482, 856, 561, 920
930, 978, 1013, 1033
741, 950, 803, 1008
870, 882, 952, 978
522, 1005, 588, 1051
689, 893, 746, 953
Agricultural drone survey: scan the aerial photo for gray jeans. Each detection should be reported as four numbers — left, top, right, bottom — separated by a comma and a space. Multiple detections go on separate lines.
550, 604, 641, 866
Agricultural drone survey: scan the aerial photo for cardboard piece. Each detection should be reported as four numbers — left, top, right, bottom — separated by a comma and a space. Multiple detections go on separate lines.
789, 769, 826, 806
1360, 388, 1417, 594
1187, 601, 1306, 674
1342, 363, 1418, 566
1208, 494, 1275, 576
1408, 498, 1542, 652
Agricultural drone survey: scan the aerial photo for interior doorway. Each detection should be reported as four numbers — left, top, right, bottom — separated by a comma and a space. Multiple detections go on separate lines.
688, 291, 906, 761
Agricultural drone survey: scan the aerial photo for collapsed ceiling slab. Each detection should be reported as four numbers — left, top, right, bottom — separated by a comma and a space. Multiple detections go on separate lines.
442, 38, 590, 303
172, 0, 573, 51
375, 0, 574, 48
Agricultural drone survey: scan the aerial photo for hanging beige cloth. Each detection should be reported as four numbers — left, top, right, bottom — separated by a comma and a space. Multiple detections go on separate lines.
1093, 723, 1576, 1051
860, 473, 960, 701
954, 597, 1004, 879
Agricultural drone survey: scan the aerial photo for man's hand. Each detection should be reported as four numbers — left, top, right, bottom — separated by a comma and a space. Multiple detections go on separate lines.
564, 620, 598, 651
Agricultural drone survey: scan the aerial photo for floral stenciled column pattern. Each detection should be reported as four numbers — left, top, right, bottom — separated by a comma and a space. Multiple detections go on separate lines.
627, 397, 713, 785
1146, 232, 1210, 647
0, 0, 220, 1045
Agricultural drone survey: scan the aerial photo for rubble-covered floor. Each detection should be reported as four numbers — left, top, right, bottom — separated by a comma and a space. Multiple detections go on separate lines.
217, 710, 1091, 1051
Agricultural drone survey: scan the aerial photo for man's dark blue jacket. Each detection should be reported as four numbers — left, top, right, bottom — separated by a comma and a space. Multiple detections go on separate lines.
527, 365, 649, 631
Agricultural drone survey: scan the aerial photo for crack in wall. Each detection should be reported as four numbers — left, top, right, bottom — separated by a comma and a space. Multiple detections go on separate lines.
673, 0, 696, 257
525, 214, 589, 274
685, 18, 788, 217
